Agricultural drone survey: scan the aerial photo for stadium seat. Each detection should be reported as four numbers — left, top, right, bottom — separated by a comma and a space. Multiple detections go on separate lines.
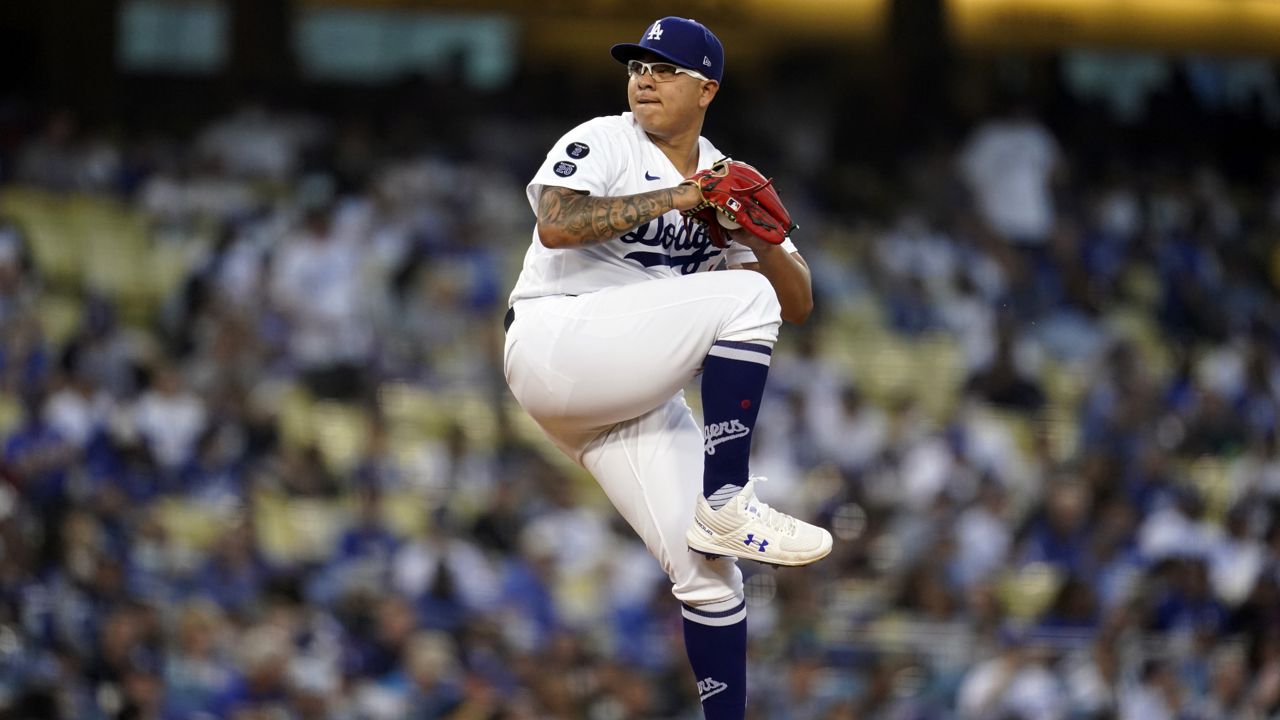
998, 562, 1063, 620
309, 400, 371, 475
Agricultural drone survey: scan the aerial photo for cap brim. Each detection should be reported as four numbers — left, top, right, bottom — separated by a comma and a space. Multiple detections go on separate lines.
609, 43, 689, 69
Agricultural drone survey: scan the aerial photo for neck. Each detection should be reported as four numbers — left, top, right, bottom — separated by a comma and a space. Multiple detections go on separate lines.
646, 124, 702, 177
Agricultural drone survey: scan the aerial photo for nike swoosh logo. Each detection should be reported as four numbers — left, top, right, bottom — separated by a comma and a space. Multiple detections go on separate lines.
644, 171, 661, 181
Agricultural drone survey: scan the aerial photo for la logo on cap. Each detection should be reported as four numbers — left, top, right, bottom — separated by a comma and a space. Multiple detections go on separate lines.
647, 21, 663, 40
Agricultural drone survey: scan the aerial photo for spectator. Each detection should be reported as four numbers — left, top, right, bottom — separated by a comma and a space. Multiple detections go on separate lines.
956, 629, 1066, 720
270, 194, 373, 401
1188, 646, 1251, 720
1019, 478, 1093, 575
14, 111, 84, 192
43, 365, 113, 451
958, 100, 1062, 248
196, 518, 274, 618
1148, 558, 1228, 636
952, 477, 1013, 588
317, 486, 401, 606
816, 385, 888, 476
210, 624, 292, 718
1062, 637, 1122, 718
391, 510, 498, 632
132, 362, 207, 475
1119, 659, 1185, 720
964, 317, 1046, 412
162, 600, 234, 718
5, 393, 75, 505
358, 630, 463, 720
0, 218, 37, 328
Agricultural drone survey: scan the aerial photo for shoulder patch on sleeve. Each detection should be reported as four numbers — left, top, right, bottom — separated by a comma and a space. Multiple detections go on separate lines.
566, 142, 590, 159
553, 161, 578, 177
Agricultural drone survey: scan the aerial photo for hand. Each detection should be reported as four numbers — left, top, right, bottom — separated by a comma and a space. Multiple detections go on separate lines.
724, 226, 781, 254
680, 159, 795, 246
672, 182, 704, 212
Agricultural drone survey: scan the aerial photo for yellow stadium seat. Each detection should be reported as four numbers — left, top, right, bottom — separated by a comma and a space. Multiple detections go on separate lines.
380, 490, 429, 538
150, 240, 193, 301
441, 390, 499, 450
254, 491, 347, 564
1186, 456, 1231, 524
0, 394, 21, 439
277, 384, 316, 449
154, 497, 235, 552
22, 198, 83, 287
310, 401, 371, 475
975, 403, 1037, 456
37, 294, 83, 347
1105, 306, 1173, 383
378, 382, 444, 438
998, 562, 1063, 620
1041, 406, 1080, 463
1041, 360, 1089, 409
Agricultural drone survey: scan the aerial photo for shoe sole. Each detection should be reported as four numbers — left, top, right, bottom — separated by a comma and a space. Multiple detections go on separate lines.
686, 533, 832, 567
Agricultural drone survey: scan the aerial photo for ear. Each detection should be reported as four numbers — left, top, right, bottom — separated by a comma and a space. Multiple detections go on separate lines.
698, 80, 720, 109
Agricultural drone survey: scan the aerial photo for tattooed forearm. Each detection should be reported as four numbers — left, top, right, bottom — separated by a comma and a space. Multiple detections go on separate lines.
537, 186, 697, 248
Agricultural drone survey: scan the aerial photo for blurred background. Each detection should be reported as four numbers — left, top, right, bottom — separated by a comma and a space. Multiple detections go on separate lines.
2, 0, 1280, 718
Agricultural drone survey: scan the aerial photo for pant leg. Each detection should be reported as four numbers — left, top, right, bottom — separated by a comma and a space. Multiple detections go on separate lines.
502, 270, 782, 606
579, 394, 743, 607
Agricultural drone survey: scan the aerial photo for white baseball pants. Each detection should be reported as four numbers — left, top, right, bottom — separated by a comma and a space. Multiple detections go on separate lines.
503, 270, 782, 608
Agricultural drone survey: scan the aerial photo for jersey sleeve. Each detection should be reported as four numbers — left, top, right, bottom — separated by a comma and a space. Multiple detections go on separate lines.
724, 236, 799, 266
526, 118, 622, 212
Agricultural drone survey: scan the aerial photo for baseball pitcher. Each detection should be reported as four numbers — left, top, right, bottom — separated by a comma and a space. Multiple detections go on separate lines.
503, 17, 832, 718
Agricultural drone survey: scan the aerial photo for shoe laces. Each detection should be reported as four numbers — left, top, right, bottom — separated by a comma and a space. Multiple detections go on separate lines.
745, 477, 798, 536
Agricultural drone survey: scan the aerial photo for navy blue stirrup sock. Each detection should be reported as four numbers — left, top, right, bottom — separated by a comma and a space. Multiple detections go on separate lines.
701, 340, 771, 508
681, 599, 748, 718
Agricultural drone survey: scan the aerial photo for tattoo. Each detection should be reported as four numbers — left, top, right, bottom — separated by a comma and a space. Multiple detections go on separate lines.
537, 186, 681, 247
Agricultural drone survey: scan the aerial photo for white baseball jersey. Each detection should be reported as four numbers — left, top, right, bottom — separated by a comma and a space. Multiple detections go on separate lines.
510, 112, 796, 304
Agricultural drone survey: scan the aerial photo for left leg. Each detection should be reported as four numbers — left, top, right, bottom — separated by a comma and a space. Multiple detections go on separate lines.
581, 395, 748, 719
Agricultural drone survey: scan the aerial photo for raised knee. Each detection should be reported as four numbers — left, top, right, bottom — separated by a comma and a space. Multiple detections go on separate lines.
705, 271, 781, 345
738, 271, 781, 322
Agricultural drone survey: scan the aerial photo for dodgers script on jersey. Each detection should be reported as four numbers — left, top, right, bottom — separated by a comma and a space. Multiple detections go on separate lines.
509, 113, 797, 304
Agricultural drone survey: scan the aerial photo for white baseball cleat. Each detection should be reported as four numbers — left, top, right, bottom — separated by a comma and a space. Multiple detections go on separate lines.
686, 477, 833, 566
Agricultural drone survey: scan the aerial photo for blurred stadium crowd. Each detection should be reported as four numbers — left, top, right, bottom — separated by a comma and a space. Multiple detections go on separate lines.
1, 52, 1280, 720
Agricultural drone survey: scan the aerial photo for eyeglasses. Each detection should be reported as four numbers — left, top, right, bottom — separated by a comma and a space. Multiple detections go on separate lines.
626, 59, 710, 83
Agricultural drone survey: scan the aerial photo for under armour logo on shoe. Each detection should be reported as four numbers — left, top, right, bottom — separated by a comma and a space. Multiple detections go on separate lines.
647, 21, 664, 40
744, 534, 769, 552
697, 677, 728, 701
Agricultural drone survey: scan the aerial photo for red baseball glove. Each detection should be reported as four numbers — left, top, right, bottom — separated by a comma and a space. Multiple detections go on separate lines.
681, 159, 797, 248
